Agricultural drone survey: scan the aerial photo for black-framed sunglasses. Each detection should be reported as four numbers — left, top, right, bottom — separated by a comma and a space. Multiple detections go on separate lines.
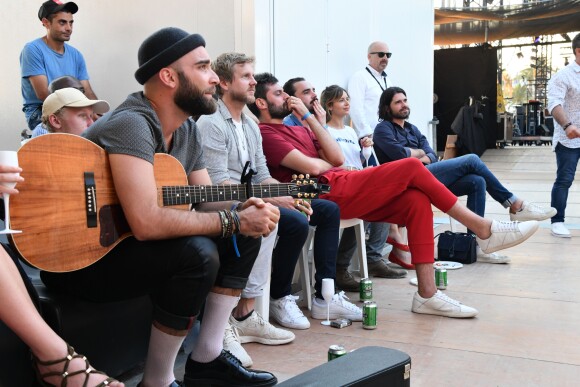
371, 52, 392, 58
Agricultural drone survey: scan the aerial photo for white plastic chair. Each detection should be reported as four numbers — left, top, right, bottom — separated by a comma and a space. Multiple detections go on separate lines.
295, 218, 368, 310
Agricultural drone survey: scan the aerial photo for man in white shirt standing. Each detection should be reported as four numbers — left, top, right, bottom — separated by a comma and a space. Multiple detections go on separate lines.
347, 41, 393, 138
548, 33, 580, 238
347, 41, 406, 271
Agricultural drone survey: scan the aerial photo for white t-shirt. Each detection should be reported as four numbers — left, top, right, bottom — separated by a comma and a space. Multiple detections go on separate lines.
327, 125, 364, 170
232, 119, 250, 164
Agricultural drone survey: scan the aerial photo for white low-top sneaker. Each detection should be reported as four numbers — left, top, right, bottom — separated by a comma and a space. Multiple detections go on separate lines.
476, 246, 510, 264
476, 220, 538, 254
223, 323, 253, 367
311, 291, 362, 321
551, 222, 571, 238
510, 201, 557, 222
229, 311, 295, 345
270, 295, 310, 330
412, 290, 478, 318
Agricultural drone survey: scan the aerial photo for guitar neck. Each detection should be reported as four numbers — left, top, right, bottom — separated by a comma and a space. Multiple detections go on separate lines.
160, 183, 295, 206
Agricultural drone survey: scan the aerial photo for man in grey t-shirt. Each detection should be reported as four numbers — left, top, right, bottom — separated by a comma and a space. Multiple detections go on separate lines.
41, 27, 279, 387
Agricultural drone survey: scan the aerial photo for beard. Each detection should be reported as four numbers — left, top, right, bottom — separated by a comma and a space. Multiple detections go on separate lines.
173, 70, 217, 116
268, 100, 292, 119
390, 107, 411, 120
230, 89, 255, 105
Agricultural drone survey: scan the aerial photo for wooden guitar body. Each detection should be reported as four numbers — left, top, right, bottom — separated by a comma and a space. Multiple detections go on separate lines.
10, 134, 188, 272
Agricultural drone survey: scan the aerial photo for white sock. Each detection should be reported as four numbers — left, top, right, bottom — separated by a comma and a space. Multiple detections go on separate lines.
190, 292, 239, 363
141, 325, 185, 387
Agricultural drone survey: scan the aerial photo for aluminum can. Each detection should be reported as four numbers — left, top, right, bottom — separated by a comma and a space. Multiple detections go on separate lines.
359, 278, 373, 301
435, 267, 448, 290
362, 301, 377, 330
328, 345, 347, 361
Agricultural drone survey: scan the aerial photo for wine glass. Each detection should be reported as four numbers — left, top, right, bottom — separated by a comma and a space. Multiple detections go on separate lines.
0, 151, 22, 234
321, 278, 335, 326
361, 146, 372, 168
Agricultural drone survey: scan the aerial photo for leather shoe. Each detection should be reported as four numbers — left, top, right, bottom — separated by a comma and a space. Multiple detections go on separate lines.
137, 381, 182, 387
183, 349, 277, 387
368, 259, 407, 278
335, 267, 359, 292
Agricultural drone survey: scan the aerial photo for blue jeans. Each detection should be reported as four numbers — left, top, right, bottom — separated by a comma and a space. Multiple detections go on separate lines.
427, 154, 516, 217
23, 105, 42, 131
270, 199, 340, 300
336, 222, 389, 267
308, 199, 340, 299
551, 143, 580, 223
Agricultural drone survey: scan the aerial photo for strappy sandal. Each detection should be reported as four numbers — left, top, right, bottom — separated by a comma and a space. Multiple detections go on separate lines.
386, 236, 410, 252
32, 343, 117, 387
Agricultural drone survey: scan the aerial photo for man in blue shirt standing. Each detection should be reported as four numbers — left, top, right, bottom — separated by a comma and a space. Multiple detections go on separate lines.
20, 1, 98, 130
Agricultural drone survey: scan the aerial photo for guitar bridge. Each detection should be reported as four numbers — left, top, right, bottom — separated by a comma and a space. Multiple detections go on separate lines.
84, 172, 97, 228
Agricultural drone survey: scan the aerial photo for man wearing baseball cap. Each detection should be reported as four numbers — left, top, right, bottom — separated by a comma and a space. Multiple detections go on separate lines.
20, 1, 99, 131
41, 88, 109, 136
41, 27, 279, 387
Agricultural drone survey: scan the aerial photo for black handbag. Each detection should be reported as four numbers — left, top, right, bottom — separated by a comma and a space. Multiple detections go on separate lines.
436, 231, 477, 264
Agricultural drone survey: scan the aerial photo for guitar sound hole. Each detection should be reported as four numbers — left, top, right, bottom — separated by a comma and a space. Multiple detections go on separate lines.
99, 205, 131, 247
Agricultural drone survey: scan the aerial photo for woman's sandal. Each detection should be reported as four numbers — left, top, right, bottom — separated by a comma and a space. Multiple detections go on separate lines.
32, 343, 118, 387
388, 250, 415, 270
386, 236, 410, 252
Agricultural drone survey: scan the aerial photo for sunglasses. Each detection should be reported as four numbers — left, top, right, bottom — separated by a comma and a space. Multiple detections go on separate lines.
370, 52, 392, 58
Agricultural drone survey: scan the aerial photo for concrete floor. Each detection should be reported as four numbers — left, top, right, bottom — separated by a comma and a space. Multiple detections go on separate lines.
122, 145, 580, 387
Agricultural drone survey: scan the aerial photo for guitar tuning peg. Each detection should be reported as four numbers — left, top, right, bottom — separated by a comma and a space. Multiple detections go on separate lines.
297, 193, 303, 198
305, 174, 310, 179
292, 174, 297, 180
296, 180, 302, 185
309, 180, 315, 184
298, 174, 304, 179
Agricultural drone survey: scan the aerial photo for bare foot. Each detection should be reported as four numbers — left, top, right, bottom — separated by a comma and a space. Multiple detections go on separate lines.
392, 247, 412, 266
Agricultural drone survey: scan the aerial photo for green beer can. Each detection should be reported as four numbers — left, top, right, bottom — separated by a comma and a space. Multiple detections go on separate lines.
362, 301, 377, 330
435, 267, 447, 290
359, 278, 373, 301
328, 345, 347, 361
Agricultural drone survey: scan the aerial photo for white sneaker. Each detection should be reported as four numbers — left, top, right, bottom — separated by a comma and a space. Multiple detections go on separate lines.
551, 222, 571, 238
311, 291, 362, 321
412, 290, 478, 318
270, 295, 310, 330
229, 311, 295, 345
476, 246, 510, 264
476, 220, 538, 254
510, 201, 557, 222
223, 322, 253, 367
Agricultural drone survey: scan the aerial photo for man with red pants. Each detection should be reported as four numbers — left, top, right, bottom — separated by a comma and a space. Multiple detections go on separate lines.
248, 72, 540, 319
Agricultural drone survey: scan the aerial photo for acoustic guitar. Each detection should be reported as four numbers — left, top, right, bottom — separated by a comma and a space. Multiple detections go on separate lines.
10, 134, 329, 273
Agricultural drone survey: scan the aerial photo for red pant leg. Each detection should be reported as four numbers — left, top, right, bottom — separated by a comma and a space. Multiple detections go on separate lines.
320, 158, 458, 264
320, 158, 457, 219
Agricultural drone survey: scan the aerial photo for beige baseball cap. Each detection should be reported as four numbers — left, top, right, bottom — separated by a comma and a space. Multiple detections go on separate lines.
42, 88, 110, 119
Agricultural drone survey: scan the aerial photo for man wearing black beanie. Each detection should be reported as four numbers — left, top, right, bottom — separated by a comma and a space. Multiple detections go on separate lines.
41, 27, 279, 387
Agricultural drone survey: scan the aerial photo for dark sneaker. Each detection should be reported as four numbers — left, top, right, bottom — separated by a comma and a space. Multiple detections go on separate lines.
368, 259, 407, 278
137, 381, 182, 386
335, 267, 359, 292
183, 350, 277, 387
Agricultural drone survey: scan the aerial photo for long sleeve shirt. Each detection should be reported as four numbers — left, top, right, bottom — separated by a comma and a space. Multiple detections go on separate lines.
548, 60, 580, 150
197, 99, 272, 184
347, 65, 393, 138
373, 120, 438, 164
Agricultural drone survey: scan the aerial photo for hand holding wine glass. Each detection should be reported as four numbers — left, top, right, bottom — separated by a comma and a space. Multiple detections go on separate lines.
360, 136, 374, 168
0, 152, 24, 234
321, 278, 335, 326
